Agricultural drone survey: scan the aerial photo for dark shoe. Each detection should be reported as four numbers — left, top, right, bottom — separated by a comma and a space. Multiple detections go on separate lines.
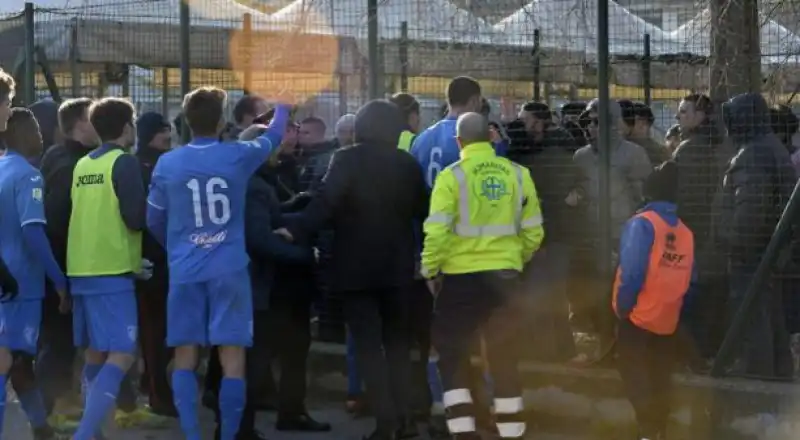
396, 420, 419, 439
237, 429, 270, 440
362, 429, 397, 440
276, 413, 332, 432
32, 425, 56, 440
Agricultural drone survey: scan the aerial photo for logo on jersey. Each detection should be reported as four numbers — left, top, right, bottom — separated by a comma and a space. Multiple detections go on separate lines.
32, 188, 42, 202
76, 173, 105, 187
127, 325, 138, 343
30, 175, 41, 182
190, 230, 228, 248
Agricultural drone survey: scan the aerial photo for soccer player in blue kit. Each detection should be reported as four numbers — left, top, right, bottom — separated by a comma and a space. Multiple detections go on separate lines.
410, 76, 505, 188
146, 87, 290, 440
0, 73, 68, 440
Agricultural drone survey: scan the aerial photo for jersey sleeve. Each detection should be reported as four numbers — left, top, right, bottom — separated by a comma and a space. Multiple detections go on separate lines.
147, 159, 167, 211
16, 170, 46, 227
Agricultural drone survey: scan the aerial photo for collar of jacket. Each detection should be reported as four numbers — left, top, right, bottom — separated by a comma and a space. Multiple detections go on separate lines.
136, 145, 167, 165
459, 141, 495, 159
64, 138, 94, 152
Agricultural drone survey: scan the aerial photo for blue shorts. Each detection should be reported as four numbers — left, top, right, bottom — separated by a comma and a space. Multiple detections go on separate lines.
73, 292, 138, 354
167, 268, 253, 348
0, 300, 42, 355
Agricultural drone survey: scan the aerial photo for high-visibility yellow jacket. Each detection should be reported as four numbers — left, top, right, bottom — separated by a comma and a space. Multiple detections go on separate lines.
421, 141, 544, 277
398, 130, 415, 152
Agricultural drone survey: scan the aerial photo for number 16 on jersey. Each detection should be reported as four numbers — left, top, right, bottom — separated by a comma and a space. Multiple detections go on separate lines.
186, 177, 231, 228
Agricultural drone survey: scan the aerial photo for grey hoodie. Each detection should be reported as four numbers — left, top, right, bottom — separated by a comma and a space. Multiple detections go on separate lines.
572, 99, 652, 243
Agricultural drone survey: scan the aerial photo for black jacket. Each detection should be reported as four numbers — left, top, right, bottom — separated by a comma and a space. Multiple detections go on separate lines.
136, 146, 169, 288
287, 100, 429, 292
246, 169, 313, 309
718, 93, 797, 270
672, 121, 727, 246
506, 122, 582, 244
40, 139, 92, 270
297, 140, 338, 193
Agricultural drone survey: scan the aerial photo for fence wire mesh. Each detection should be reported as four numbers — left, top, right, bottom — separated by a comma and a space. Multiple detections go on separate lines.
2, 0, 800, 379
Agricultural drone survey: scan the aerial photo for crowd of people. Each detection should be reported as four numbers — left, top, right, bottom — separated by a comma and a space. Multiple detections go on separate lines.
0, 63, 797, 440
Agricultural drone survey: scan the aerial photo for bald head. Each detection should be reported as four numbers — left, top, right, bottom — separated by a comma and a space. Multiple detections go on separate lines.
456, 112, 490, 145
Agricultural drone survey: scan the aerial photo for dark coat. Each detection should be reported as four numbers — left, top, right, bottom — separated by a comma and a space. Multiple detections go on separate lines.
136, 146, 169, 287
506, 123, 582, 245
672, 120, 727, 247
718, 93, 797, 270
245, 169, 313, 309
40, 139, 92, 270
287, 100, 429, 292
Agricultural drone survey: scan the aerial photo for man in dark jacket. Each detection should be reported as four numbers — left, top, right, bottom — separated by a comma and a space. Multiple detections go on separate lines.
672, 93, 730, 359
717, 93, 796, 379
28, 99, 62, 163
37, 97, 95, 415
277, 100, 429, 440
507, 101, 580, 362
619, 101, 671, 167
134, 112, 176, 416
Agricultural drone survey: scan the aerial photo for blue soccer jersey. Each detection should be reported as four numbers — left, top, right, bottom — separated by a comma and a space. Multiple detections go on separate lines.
147, 134, 279, 284
410, 116, 508, 189
0, 150, 47, 300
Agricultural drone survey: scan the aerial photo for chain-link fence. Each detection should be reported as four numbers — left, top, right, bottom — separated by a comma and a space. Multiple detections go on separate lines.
3, 0, 800, 380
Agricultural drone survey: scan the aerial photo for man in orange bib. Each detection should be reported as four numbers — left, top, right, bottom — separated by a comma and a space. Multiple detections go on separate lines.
612, 161, 695, 440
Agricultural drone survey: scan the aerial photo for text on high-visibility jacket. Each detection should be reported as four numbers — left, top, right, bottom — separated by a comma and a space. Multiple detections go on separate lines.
421, 141, 544, 277
612, 202, 695, 335
68, 148, 142, 276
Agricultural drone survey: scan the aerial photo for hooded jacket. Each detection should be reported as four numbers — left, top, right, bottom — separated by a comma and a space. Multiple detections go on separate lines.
286, 100, 429, 292
573, 99, 653, 242
718, 93, 797, 269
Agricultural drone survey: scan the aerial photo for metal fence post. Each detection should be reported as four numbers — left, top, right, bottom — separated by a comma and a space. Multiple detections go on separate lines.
642, 33, 651, 107
23, 3, 35, 106
367, 0, 379, 100
242, 13, 253, 95
596, 0, 612, 291
532, 29, 540, 101
710, 179, 800, 377
179, 0, 191, 143
399, 21, 408, 92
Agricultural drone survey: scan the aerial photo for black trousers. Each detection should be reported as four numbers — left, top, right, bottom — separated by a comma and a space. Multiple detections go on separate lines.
264, 293, 312, 416
616, 319, 676, 439
432, 271, 525, 439
343, 286, 412, 433
409, 280, 433, 417
36, 289, 76, 415
135, 274, 174, 411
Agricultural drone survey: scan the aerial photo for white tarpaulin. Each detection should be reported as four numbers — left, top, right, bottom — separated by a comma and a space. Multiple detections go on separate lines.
494, 0, 683, 56
1, 0, 73, 15
0, 0, 277, 67
668, 8, 800, 65
265, 0, 499, 44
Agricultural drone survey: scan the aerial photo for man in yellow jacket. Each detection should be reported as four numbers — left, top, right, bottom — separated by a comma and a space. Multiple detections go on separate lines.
421, 112, 544, 440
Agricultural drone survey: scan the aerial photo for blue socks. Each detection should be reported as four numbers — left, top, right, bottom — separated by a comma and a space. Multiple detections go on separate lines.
219, 377, 246, 440
73, 364, 125, 440
172, 369, 201, 440
17, 388, 47, 428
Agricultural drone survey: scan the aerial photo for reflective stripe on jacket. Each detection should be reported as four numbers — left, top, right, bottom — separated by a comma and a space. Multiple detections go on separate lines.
612, 210, 694, 335
421, 141, 544, 277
